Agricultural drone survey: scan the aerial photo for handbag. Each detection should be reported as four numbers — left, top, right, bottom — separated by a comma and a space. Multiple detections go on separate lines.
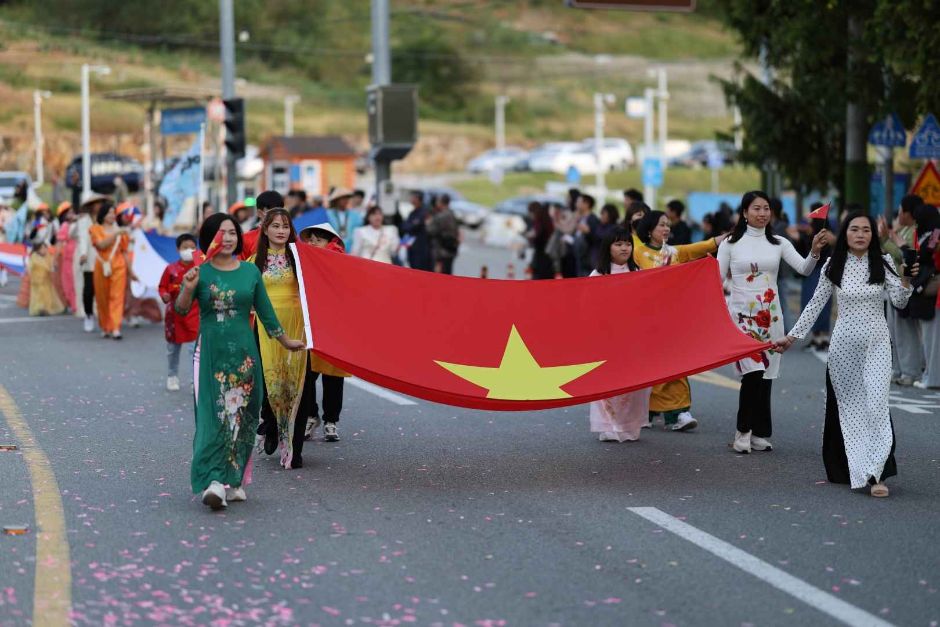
99, 235, 121, 278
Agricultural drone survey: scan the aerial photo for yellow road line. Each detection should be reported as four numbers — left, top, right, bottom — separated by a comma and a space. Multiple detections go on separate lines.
0, 385, 71, 626
691, 371, 741, 391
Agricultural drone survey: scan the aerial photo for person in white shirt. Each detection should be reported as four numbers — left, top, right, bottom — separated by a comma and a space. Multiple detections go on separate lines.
351, 205, 400, 265
75, 194, 109, 331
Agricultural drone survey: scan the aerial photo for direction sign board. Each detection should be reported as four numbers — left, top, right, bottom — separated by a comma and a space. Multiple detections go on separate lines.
567, 0, 695, 11
910, 113, 940, 159
566, 165, 582, 185
642, 158, 663, 188
868, 113, 906, 147
160, 106, 207, 136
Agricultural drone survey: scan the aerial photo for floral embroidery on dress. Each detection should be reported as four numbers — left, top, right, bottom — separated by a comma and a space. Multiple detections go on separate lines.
736, 274, 779, 367
214, 355, 255, 469
208, 282, 237, 322
263, 250, 294, 283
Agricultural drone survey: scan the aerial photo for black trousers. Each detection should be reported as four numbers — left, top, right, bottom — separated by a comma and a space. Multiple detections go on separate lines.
737, 371, 772, 437
82, 271, 95, 316
301, 371, 344, 424
438, 257, 454, 275
823, 369, 896, 485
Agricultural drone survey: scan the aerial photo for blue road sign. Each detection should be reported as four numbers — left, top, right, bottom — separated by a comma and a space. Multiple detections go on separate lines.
910, 113, 940, 159
566, 165, 581, 185
160, 106, 207, 136
642, 158, 663, 188
869, 172, 911, 219
868, 113, 906, 147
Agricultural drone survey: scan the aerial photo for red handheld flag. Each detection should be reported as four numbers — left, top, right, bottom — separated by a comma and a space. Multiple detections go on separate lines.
194, 230, 225, 266
807, 201, 830, 221
290, 245, 768, 411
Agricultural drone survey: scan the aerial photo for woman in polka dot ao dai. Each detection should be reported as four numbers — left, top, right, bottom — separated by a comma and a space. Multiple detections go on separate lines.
777, 213, 914, 497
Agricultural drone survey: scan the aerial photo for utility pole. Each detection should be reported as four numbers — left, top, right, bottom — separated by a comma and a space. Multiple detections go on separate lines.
219, 0, 237, 207
653, 68, 668, 170
284, 95, 300, 137
593, 93, 614, 196
495, 95, 509, 152
844, 13, 868, 209
643, 87, 656, 209
371, 0, 392, 204
81, 64, 109, 202
33, 90, 51, 188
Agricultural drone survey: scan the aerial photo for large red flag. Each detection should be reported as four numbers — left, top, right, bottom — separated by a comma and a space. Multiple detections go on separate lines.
291, 245, 767, 411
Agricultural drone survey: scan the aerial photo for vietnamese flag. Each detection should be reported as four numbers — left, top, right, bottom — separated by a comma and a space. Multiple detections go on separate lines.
807, 201, 830, 221
194, 230, 225, 266
291, 245, 768, 411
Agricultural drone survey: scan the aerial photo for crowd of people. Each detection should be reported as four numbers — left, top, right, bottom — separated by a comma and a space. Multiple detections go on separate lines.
5, 174, 937, 503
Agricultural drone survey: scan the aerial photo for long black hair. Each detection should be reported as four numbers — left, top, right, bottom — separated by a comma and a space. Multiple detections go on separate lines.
727, 190, 779, 245
253, 208, 297, 275
595, 226, 639, 274
199, 212, 243, 255
635, 210, 667, 245
824, 212, 896, 287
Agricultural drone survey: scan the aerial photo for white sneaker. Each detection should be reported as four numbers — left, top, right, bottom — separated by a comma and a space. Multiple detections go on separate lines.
323, 422, 339, 442
913, 380, 935, 390
166, 376, 180, 392
84, 316, 94, 333
130, 315, 142, 328
304, 416, 320, 441
750, 435, 773, 451
201, 480, 227, 510
732, 430, 752, 454
225, 486, 246, 502
671, 412, 698, 432
599, 431, 620, 442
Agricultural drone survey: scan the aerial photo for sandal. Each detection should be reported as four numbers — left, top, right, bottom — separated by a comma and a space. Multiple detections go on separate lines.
870, 482, 889, 498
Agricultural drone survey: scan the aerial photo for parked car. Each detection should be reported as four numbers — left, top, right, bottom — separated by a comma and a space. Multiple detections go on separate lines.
525, 142, 582, 173
0, 171, 41, 207
64, 153, 145, 195
579, 137, 635, 169
482, 194, 563, 248
466, 147, 529, 174
669, 140, 738, 168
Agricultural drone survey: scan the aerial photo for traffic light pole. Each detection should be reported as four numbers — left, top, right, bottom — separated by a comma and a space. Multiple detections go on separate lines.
219, 0, 237, 208
371, 0, 391, 206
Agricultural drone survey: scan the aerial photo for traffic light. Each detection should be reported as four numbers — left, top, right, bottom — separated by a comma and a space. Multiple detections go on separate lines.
223, 97, 245, 159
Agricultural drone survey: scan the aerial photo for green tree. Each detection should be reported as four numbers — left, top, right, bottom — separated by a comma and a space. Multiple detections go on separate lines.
392, 27, 478, 116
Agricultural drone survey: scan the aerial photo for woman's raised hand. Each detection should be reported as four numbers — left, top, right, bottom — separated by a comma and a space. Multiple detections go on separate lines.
182, 266, 200, 291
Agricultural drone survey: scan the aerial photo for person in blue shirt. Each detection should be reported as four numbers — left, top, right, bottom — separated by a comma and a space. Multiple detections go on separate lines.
325, 187, 364, 252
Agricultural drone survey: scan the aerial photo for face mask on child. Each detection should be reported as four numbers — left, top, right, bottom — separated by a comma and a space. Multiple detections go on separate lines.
179, 249, 195, 262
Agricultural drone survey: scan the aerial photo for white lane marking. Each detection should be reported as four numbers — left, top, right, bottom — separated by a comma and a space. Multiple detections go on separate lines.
628, 507, 894, 627
348, 378, 417, 406
0, 316, 63, 324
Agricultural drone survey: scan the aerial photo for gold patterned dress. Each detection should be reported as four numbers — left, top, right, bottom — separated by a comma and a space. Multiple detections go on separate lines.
251, 249, 307, 468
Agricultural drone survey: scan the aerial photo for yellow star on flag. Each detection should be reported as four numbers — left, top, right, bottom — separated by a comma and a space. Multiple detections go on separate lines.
435, 325, 605, 400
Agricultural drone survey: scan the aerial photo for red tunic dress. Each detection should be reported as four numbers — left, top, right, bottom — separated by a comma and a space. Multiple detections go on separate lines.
158, 260, 200, 343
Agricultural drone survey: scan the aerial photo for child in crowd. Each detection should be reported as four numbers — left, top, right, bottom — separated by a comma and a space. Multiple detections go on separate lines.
28, 242, 66, 317
588, 226, 650, 442
158, 234, 200, 391
298, 223, 349, 442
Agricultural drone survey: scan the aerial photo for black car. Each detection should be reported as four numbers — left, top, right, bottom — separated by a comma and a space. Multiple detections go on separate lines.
65, 153, 145, 194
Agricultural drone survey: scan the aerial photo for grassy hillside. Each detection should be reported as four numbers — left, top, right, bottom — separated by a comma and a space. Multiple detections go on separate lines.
0, 1, 745, 181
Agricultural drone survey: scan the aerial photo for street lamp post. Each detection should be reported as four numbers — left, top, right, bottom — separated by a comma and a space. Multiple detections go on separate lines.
495, 95, 509, 152
33, 90, 52, 188
593, 92, 615, 197
81, 64, 110, 201
643, 87, 656, 209
284, 95, 300, 137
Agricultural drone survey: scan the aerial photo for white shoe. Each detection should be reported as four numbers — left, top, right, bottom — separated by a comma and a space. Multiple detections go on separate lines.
599, 431, 620, 442
732, 430, 752, 454
304, 416, 320, 441
166, 376, 180, 391
130, 315, 142, 328
671, 412, 698, 432
323, 422, 339, 442
225, 486, 246, 502
750, 435, 773, 451
84, 316, 94, 333
201, 480, 227, 510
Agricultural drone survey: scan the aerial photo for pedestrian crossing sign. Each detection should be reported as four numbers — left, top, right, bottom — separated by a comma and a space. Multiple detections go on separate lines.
911, 161, 940, 207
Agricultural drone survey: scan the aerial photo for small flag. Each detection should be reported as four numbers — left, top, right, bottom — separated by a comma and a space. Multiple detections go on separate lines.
807, 201, 830, 221
195, 229, 225, 266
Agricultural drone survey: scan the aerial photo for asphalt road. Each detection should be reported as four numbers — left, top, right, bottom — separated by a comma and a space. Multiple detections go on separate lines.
1, 244, 939, 626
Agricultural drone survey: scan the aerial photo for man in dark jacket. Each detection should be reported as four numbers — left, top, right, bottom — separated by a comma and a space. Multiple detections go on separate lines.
427, 193, 460, 274
402, 190, 433, 271
666, 199, 692, 245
